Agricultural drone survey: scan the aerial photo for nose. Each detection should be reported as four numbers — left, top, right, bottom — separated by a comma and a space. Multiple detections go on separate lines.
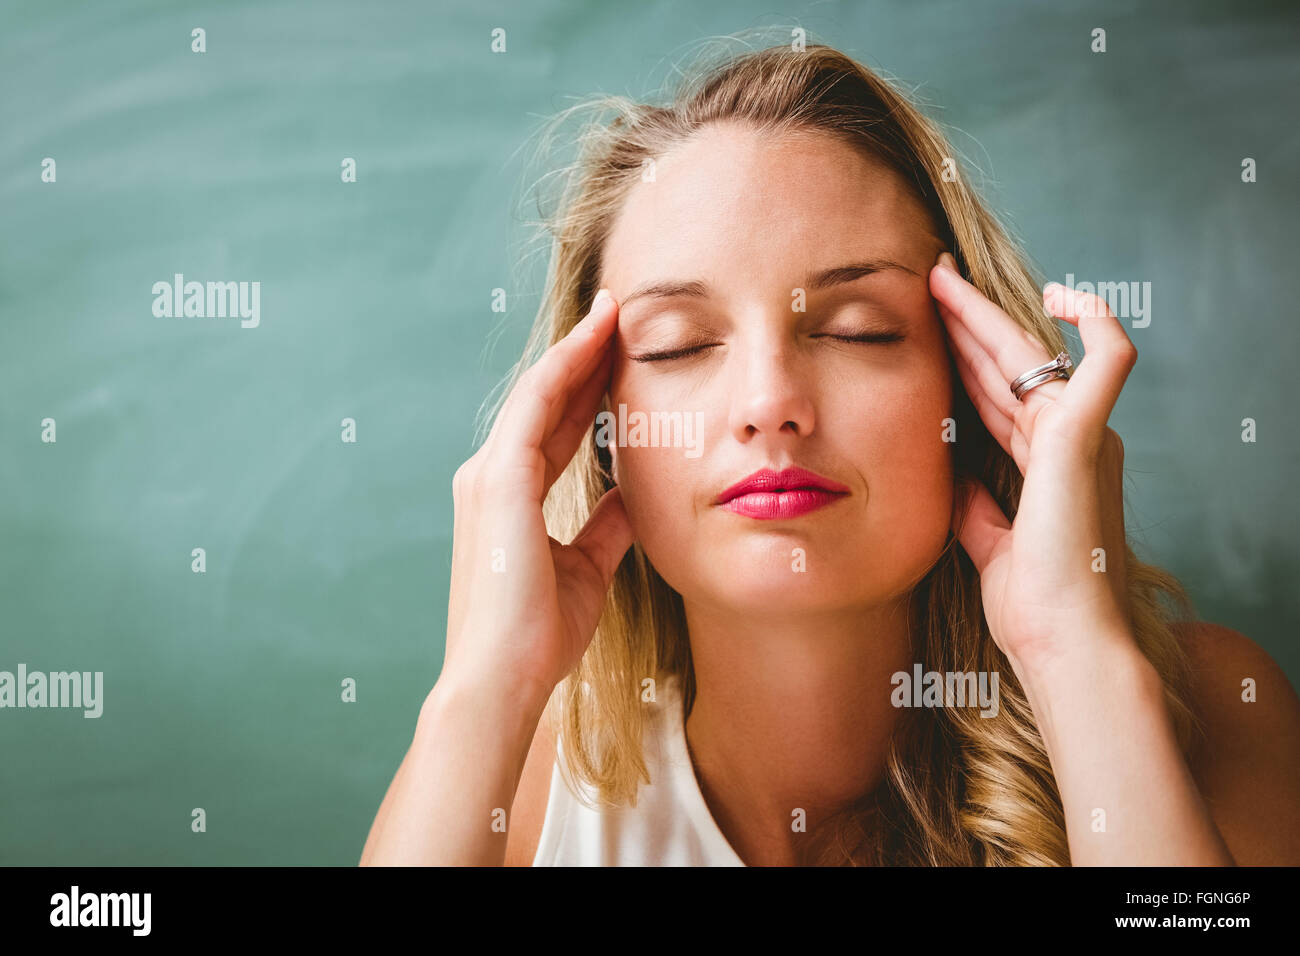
726, 327, 817, 444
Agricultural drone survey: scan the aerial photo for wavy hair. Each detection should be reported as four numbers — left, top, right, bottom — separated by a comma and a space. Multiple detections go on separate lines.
482, 32, 1200, 865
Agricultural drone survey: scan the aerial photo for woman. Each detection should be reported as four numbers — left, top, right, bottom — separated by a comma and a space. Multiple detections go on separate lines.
361, 41, 1300, 866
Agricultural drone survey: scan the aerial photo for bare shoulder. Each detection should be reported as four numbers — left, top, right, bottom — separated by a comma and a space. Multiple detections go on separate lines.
503, 705, 556, 866
1176, 620, 1300, 865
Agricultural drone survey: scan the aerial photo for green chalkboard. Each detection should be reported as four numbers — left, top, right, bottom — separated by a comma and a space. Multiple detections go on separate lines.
0, 0, 1295, 864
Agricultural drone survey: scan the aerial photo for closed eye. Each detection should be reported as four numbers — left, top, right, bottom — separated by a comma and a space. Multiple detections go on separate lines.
629, 343, 720, 363
814, 331, 906, 345
630, 330, 904, 362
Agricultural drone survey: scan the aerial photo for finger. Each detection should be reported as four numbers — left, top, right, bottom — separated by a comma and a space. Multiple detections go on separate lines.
1045, 285, 1137, 432
940, 296, 1063, 472
489, 293, 618, 473
948, 334, 1014, 452
490, 294, 617, 448
952, 477, 1010, 575
940, 300, 1016, 429
930, 255, 1066, 411
541, 347, 614, 488
938, 297, 1019, 425
952, 344, 1034, 472
568, 485, 634, 587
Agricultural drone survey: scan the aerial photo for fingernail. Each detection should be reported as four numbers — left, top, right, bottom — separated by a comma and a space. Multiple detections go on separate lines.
1042, 283, 1065, 314
937, 252, 958, 273
576, 291, 614, 336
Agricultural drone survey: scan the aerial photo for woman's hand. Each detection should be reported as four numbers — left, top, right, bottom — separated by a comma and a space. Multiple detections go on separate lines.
442, 289, 634, 707
930, 252, 1237, 865
360, 291, 631, 866
929, 252, 1138, 678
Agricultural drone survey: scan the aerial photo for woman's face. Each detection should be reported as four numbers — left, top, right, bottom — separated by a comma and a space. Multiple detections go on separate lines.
597, 122, 955, 617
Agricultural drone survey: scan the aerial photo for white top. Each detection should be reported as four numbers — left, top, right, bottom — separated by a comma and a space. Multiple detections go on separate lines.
531, 673, 745, 866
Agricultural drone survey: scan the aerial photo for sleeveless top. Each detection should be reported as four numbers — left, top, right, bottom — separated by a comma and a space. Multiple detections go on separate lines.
531, 673, 745, 866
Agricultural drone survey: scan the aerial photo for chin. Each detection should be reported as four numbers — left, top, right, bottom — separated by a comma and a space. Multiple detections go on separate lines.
645, 525, 945, 619
651, 540, 875, 615
685, 575, 890, 620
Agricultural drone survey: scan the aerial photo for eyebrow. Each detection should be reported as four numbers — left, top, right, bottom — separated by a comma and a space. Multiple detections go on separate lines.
618, 258, 917, 310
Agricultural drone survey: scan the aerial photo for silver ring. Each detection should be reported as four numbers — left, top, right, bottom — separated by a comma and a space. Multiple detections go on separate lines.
1009, 350, 1072, 401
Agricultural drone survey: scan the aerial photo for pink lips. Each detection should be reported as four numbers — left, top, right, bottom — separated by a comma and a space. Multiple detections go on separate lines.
714, 466, 850, 520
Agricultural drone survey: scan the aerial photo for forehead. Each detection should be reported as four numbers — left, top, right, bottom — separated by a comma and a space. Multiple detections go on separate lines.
599, 122, 939, 287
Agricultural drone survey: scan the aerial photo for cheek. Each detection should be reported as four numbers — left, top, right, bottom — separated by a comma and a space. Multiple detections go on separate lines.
845, 356, 955, 540
864, 357, 952, 456
606, 375, 703, 535
615, 447, 685, 540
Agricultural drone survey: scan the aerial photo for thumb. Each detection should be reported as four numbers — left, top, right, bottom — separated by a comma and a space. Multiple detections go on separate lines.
569, 485, 635, 586
953, 477, 1010, 575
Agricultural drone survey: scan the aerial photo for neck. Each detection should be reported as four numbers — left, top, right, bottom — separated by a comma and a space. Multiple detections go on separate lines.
681, 595, 914, 866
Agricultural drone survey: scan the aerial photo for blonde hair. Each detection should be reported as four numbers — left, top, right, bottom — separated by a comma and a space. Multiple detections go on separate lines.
485, 34, 1200, 865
